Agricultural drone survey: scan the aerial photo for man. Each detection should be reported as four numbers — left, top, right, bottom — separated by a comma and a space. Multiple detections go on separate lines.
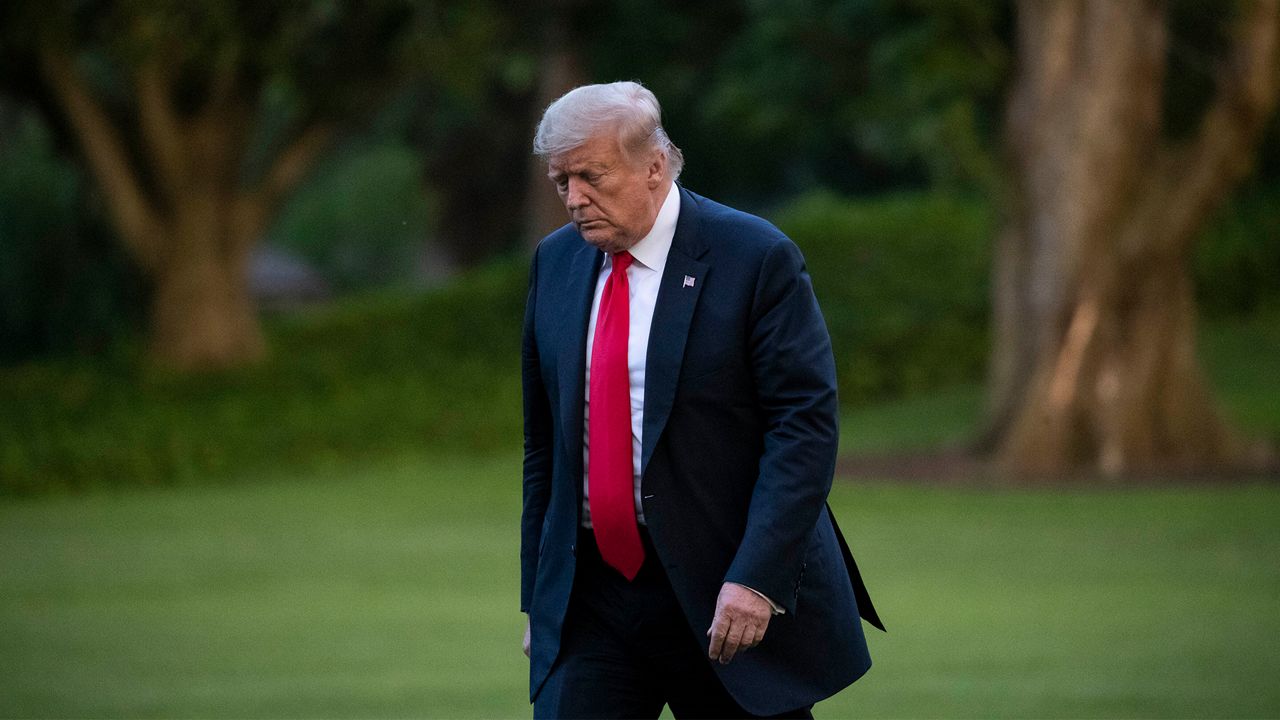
521, 81, 883, 719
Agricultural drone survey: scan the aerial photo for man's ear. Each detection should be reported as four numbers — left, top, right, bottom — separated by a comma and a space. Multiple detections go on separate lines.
646, 151, 666, 190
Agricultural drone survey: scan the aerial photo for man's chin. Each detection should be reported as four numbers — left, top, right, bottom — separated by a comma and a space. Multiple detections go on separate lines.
580, 229, 627, 254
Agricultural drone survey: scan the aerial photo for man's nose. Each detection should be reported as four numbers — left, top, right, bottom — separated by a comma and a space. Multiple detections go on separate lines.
565, 177, 589, 210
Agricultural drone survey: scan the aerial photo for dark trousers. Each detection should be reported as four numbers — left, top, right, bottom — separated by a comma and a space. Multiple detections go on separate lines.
534, 527, 813, 720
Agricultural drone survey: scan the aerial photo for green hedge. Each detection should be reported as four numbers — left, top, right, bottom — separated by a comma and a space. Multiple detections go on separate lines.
0, 260, 527, 494
0, 193, 1001, 493
775, 191, 994, 404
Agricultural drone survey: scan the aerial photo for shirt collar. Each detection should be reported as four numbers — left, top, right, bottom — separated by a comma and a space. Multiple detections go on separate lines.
607, 182, 680, 272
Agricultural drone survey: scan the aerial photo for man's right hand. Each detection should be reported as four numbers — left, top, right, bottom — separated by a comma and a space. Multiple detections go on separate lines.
707, 582, 773, 664
523, 616, 532, 657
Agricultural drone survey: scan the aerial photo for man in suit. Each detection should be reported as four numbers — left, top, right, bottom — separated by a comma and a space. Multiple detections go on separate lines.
521, 81, 883, 719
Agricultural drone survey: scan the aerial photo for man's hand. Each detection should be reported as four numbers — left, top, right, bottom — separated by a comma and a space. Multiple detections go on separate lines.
706, 582, 772, 664
523, 616, 531, 658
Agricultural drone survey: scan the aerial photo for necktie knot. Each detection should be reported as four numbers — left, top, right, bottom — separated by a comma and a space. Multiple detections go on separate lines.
611, 251, 634, 273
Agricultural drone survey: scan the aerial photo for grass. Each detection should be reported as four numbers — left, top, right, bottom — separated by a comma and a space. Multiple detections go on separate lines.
2, 450, 1278, 718
0, 454, 527, 718
824, 481, 1280, 718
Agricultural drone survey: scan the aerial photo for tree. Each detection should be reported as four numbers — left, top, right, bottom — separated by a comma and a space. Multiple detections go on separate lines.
523, 0, 588, 246
3, 2, 459, 369
985, 0, 1280, 477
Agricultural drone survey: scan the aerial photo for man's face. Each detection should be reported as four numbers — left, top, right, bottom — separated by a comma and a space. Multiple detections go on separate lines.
547, 132, 663, 254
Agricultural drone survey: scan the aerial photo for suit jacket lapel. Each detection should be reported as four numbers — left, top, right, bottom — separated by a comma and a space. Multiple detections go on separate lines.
559, 241, 603, 471
642, 187, 708, 476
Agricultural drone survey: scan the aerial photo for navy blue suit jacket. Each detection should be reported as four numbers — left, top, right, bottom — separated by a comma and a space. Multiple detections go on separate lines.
521, 186, 882, 715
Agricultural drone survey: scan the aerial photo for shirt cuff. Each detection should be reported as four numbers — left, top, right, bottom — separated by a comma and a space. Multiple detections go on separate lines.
729, 582, 786, 615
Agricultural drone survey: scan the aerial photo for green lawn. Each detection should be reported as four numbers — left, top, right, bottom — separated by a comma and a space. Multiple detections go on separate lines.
2, 450, 1278, 718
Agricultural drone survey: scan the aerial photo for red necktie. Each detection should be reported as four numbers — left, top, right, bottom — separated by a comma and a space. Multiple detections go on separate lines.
589, 251, 645, 580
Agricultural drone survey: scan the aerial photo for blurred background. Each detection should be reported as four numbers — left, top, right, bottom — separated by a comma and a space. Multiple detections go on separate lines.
1, 1, 1278, 717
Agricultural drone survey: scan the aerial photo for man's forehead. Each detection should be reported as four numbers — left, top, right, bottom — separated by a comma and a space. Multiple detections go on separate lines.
548, 157, 611, 175
548, 134, 623, 171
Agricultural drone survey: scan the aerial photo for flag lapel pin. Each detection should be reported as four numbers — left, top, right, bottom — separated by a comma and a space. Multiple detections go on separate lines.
683, 275, 696, 288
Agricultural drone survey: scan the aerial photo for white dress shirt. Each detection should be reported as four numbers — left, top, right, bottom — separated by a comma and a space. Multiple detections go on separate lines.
582, 182, 679, 528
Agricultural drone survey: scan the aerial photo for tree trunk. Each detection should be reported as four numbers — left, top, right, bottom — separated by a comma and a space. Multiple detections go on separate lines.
524, 1, 587, 246
148, 195, 264, 368
985, 0, 1280, 478
998, 247, 1237, 477
40, 49, 331, 371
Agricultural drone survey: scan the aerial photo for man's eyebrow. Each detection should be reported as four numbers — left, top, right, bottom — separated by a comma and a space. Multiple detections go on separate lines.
553, 161, 611, 175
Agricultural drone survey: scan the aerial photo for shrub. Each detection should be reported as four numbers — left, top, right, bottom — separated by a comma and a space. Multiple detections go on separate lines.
1194, 181, 1280, 318
0, 259, 527, 494
269, 142, 435, 291
0, 110, 143, 362
774, 191, 994, 404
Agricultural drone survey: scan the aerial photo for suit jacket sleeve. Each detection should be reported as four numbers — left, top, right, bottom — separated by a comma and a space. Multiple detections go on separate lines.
520, 245, 553, 613
723, 238, 839, 615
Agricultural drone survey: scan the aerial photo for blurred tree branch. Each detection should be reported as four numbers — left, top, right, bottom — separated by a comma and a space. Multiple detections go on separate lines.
39, 44, 164, 273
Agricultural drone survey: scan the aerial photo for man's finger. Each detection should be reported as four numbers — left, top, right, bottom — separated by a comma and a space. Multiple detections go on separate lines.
707, 615, 730, 660
749, 614, 771, 647
720, 621, 749, 664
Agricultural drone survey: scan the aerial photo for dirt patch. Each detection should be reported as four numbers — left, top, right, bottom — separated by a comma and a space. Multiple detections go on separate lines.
835, 448, 1280, 486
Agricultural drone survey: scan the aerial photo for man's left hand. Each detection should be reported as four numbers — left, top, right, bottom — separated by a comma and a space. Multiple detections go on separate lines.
706, 582, 772, 664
